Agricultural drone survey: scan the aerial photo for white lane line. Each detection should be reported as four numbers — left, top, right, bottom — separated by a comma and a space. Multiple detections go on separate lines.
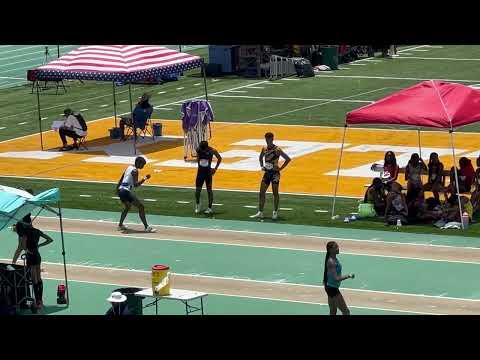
176, 87, 185, 90
119, 100, 128, 103
176, 201, 190, 204
227, 90, 248, 93
313, 74, 480, 83
411, 49, 430, 52
243, 205, 257, 209
399, 53, 413, 55
17, 122, 28, 125
282, 78, 300, 81
264, 82, 284, 85
396, 56, 480, 61
211, 94, 372, 103
193, 83, 201, 86
0, 76, 26, 80
79, 108, 88, 111
426, 45, 444, 48
361, 59, 383, 63
212, 79, 220, 82
99, 104, 109, 108
315, 210, 328, 213
248, 87, 389, 123
279, 207, 293, 211
41, 117, 48, 120
157, 91, 166, 94
0, 127, 6, 130
349, 63, 367, 66
157, 108, 174, 111
338, 67, 351, 70
111, 196, 120, 200
144, 199, 157, 202
247, 86, 265, 89
212, 203, 224, 206
79, 194, 92, 198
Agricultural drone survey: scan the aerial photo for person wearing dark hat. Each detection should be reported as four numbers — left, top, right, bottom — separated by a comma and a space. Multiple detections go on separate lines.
105, 291, 133, 316
58, 108, 86, 151
12, 214, 54, 310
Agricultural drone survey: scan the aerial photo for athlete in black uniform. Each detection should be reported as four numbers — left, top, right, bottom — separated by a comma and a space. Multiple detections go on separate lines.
12, 214, 54, 309
251, 132, 291, 220
195, 140, 222, 215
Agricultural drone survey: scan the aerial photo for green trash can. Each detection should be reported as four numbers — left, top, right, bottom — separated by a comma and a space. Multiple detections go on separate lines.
115, 287, 144, 315
320, 46, 339, 70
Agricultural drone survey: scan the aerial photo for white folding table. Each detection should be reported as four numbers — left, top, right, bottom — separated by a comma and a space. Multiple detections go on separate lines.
134, 288, 207, 315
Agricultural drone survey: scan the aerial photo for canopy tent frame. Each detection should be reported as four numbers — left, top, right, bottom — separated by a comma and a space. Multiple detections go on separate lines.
0, 187, 69, 307
33, 46, 208, 155
331, 80, 480, 230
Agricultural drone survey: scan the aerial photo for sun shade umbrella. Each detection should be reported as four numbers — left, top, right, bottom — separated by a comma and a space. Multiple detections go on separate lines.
0, 185, 70, 304
32, 45, 208, 153
332, 80, 480, 229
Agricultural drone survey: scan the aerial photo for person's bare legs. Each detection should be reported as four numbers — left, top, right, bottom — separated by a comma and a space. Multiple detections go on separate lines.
195, 187, 202, 206
336, 293, 351, 315
272, 183, 280, 211
328, 296, 338, 315
206, 182, 214, 209
119, 202, 131, 227
258, 181, 268, 212
132, 199, 149, 228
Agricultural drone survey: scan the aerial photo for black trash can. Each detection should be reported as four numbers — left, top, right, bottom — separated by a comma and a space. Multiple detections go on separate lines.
319, 46, 339, 70
114, 287, 144, 315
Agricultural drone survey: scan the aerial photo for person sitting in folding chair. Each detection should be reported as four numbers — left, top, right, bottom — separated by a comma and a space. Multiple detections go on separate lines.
58, 108, 87, 151
119, 93, 154, 141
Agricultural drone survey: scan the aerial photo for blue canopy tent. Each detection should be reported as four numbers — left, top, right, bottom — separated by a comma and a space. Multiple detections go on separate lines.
0, 185, 69, 305
31, 45, 209, 154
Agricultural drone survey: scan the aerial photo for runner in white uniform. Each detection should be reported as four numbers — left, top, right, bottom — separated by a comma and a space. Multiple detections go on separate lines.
116, 156, 154, 232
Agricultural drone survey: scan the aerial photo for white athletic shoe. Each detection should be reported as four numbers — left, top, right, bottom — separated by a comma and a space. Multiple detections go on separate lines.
145, 226, 155, 233
272, 211, 278, 220
118, 224, 128, 231
204, 208, 213, 215
195, 204, 200, 214
250, 211, 264, 219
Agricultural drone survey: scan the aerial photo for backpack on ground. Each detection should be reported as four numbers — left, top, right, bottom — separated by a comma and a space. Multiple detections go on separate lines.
74, 113, 88, 131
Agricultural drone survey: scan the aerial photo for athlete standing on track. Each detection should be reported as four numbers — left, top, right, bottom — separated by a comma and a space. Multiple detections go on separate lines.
116, 156, 154, 232
195, 140, 222, 215
251, 132, 291, 220
323, 241, 354, 315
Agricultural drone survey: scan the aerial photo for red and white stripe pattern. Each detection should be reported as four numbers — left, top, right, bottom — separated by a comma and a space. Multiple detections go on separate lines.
35, 45, 202, 81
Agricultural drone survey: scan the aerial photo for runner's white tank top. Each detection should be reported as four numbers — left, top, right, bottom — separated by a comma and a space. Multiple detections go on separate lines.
119, 165, 136, 191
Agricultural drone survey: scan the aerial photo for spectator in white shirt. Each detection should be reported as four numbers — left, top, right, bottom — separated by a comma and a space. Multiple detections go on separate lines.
59, 108, 85, 150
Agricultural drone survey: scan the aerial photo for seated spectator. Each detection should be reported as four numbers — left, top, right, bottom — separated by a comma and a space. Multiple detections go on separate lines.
470, 157, 480, 214
423, 152, 445, 202
120, 93, 154, 141
417, 197, 443, 223
406, 186, 425, 223
363, 177, 386, 216
442, 195, 472, 223
384, 182, 408, 225
58, 109, 87, 151
446, 157, 475, 194
105, 291, 132, 316
405, 153, 427, 197
371, 151, 399, 191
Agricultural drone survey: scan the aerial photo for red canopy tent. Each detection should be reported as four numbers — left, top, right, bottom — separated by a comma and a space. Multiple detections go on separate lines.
331, 80, 480, 228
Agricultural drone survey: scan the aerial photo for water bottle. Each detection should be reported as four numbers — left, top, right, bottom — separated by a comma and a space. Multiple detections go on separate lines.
395, 218, 402, 230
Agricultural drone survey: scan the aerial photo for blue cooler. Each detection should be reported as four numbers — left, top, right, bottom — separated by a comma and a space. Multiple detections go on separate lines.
152, 123, 162, 137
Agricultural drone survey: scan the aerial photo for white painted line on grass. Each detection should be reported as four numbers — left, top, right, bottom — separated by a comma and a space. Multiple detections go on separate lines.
212, 79, 220, 82
176, 87, 185, 90
411, 49, 430, 52
247, 86, 265, 89
17, 122, 28, 125
281, 78, 300, 81
243, 205, 257, 209
157, 108, 174, 111
176, 201, 190, 204
264, 82, 284, 85
157, 91, 166, 94
100, 104, 109, 108
211, 94, 372, 103
227, 90, 248, 93
79, 194, 92, 198
119, 100, 128, 103
315, 210, 328, 213
279, 207, 293, 211
349, 63, 367, 66
399, 53, 413, 55
144, 199, 157, 202
111, 196, 120, 200
80, 108, 89, 111
193, 83, 201, 86
396, 56, 480, 61
41, 117, 48, 120
0, 127, 6, 130
313, 74, 480, 83
212, 203, 223, 206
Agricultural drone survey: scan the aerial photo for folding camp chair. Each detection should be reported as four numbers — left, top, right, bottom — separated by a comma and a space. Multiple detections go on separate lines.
77, 134, 88, 150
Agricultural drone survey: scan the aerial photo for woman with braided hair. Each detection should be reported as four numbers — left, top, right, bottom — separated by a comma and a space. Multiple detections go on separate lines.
323, 241, 354, 315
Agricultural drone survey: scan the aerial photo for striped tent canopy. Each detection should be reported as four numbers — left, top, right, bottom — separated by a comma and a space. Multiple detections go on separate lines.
34, 45, 203, 82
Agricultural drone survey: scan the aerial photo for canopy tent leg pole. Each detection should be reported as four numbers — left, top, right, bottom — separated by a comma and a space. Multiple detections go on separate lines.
57, 45, 60, 58
202, 61, 209, 101
417, 128, 422, 157
58, 205, 70, 305
128, 83, 136, 155
36, 84, 44, 151
113, 81, 118, 128
331, 124, 348, 219
449, 130, 464, 230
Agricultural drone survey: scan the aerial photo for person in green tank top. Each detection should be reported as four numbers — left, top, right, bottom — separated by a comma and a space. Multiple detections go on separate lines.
323, 241, 355, 315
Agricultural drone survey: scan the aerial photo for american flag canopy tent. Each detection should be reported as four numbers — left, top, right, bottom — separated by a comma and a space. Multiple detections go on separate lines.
35, 45, 203, 81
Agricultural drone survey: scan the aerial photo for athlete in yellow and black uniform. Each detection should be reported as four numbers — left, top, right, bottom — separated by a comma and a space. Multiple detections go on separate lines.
251, 132, 291, 220
195, 141, 222, 215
